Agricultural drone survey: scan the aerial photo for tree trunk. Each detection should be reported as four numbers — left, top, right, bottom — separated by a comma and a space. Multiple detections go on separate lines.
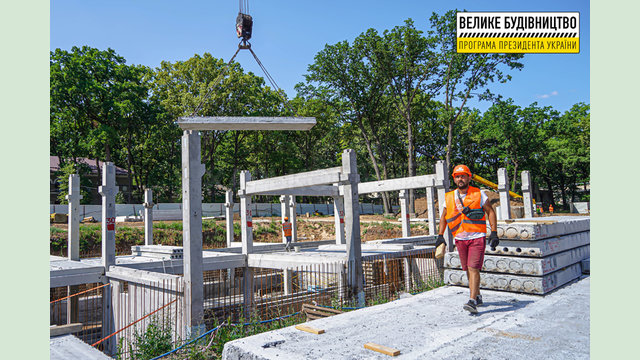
407, 118, 416, 215
512, 162, 518, 193
355, 118, 390, 214
446, 119, 454, 170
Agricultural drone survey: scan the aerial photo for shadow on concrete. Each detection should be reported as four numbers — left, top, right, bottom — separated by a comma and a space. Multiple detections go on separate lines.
474, 299, 534, 315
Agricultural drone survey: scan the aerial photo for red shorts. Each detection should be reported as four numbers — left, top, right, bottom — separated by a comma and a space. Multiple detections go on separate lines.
455, 237, 486, 271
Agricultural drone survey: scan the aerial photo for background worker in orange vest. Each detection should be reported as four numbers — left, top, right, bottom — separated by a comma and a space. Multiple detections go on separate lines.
549, 204, 554, 214
282, 216, 293, 251
436, 164, 498, 314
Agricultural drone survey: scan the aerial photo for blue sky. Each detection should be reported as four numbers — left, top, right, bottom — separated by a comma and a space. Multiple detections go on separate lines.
50, 0, 589, 113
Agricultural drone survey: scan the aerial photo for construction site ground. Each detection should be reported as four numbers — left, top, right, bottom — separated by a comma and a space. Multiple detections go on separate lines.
223, 276, 590, 360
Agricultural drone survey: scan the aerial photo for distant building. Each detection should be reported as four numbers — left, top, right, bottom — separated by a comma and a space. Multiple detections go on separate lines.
50, 156, 130, 204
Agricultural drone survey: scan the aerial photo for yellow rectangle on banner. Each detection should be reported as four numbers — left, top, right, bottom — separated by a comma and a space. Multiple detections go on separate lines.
457, 37, 579, 53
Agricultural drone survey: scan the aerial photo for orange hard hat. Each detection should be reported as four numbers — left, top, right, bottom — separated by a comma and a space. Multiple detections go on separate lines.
284, 216, 289, 221
452, 164, 472, 177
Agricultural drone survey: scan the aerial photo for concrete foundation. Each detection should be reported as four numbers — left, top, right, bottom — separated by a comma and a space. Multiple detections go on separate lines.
444, 263, 583, 295
444, 245, 590, 276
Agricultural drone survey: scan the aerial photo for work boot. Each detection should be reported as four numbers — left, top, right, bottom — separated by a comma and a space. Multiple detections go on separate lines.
463, 299, 478, 314
476, 294, 483, 306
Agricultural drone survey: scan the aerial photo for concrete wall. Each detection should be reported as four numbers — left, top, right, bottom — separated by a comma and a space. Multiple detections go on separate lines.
50, 203, 400, 218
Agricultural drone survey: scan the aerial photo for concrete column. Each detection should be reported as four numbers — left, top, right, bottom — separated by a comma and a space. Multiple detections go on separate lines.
521, 171, 534, 218
289, 196, 297, 242
497, 168, 512, 220
99, 162, 118, 269
143, 188, 154, 246
280, 195, 290, 243
66, 174, 82, 261
66, 174, 82, 325
332, 194, 345, 244
181, 130, 206, 336
399, 189, 411, 238
425, 181, 437, 235
98, 162, 118, 354
341, 149, 363, 306
239, 170, 254, 318
225, 190, 234, 247
435, 160, 452, 251
403, 258, 412, 292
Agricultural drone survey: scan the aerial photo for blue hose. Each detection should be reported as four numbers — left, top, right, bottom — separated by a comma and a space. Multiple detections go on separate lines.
149, 312, 301, 359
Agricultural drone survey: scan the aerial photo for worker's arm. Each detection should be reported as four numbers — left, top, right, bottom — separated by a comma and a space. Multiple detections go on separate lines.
482, 201, 497, 232
482, 200, 499, 249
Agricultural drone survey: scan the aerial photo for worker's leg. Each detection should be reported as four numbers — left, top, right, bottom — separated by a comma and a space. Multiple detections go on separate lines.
466, 237, 486, 300
468, 267, 480, 299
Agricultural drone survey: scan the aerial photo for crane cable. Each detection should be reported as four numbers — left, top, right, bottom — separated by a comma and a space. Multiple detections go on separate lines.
191, 0, 297, 117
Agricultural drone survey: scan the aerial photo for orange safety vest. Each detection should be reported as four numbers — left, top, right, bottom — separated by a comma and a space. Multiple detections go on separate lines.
444, 186, 486, 237
282, 222, 292, 237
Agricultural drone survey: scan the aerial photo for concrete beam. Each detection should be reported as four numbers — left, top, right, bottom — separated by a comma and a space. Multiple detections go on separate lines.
182, 130, 205, 334
444, 263, 583, 295
243, 167, 344, 195
497, 168, 511, 220
177, 116, 316, 131
358, 175, 436, 195
487, 231, 590, 257
252, 185, 339, 197
106, 266, 183, 287
445, 245, 589, 276
496, 216, 590, 240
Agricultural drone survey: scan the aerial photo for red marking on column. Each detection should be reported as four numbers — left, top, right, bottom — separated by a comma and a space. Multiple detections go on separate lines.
247, 221, 253, 228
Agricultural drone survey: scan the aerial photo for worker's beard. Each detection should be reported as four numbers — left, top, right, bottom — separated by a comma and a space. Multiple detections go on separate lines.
456, 181, 469, 190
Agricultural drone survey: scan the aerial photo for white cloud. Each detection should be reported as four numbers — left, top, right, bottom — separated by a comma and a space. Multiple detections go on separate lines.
537, 90, 559, 99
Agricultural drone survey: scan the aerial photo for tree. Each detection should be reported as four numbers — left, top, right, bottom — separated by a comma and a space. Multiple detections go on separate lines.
304, 37, 395, 213
365, 19, 441, 213
429, 10, 524, 169
51, 46, 155, 200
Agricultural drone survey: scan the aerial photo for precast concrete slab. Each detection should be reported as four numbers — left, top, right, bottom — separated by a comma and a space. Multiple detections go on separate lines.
318, 243, 415, 251
50, 260, 106, 287
222, 277, 589, 359
444, 263, 583, 295
496, 216, 590, 240
51, 334, 112, 360
444, 245, 590, 275
486, 231, 590, 257
177, 116, 316, 131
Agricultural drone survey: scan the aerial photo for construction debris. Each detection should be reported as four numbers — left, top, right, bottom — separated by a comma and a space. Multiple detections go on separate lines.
364, 342, 401, 356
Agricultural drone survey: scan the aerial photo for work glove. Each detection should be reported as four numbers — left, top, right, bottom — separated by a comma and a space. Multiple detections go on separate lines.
435, 235, 446, 248
488, 231, 499, 250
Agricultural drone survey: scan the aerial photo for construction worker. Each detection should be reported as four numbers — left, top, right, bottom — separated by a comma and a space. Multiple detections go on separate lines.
549, 204, 554, 214
436, 165, 499, 314
282, 216, 293, 251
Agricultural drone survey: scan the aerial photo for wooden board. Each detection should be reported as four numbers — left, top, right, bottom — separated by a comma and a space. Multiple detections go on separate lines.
295, 324, 325, 334
364, 342, 400, 356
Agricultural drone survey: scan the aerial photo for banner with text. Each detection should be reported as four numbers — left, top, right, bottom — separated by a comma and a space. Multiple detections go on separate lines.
456, 12, 580, 54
